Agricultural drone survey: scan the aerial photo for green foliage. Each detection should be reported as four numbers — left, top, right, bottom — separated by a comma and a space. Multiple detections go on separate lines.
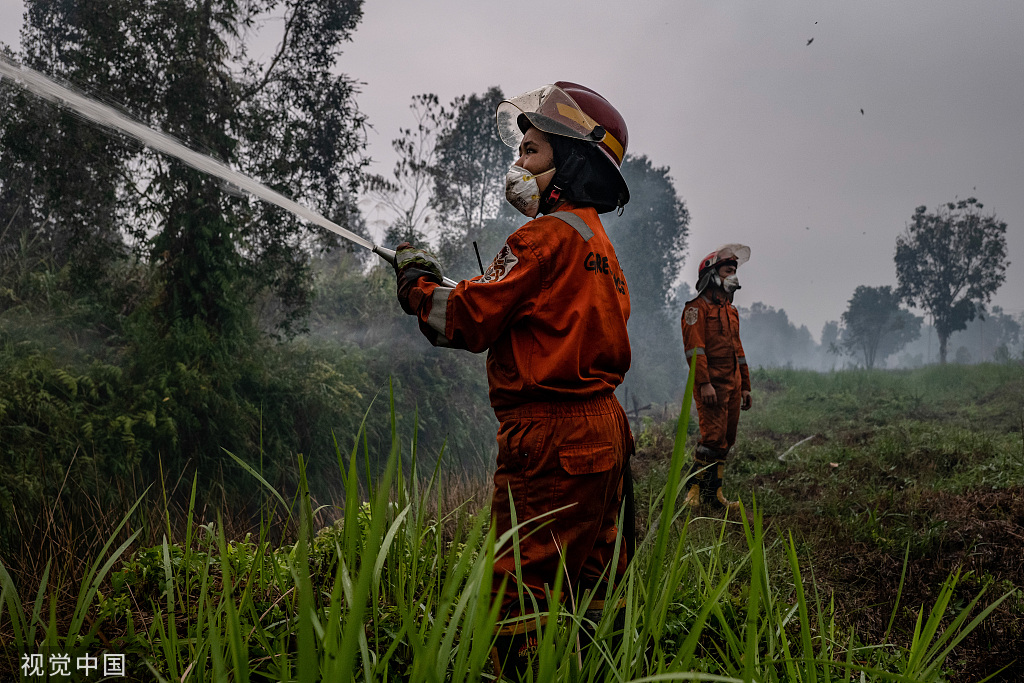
895, 197, 1009, 364
943, 304, 1022, 365
0, 393, 1008, 681
431, 86, 511, 269
0, 255, 503, 556
730, 365, 1024, 579
366, 93, 454, 248
304, 253, 499, 464
604, 154, 691, 405
737, 301, 822, 370
0, 337, 144, 544
1, 0, 369, 335
632, 364, 1024, 678
741, 363, 1024, 440
839, 285, 922, 369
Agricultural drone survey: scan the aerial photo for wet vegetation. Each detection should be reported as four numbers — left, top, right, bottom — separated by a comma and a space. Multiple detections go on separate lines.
0, 255, 496, 561
2, 305, 1022, 680
633, 364, 1024, 681
2, 1, 1022, 680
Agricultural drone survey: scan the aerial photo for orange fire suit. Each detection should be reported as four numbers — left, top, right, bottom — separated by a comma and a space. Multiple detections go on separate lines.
681, 294, 750, 456
404, 205, 633, 620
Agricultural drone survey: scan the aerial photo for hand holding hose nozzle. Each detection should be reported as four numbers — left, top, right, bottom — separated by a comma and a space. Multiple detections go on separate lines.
389, 243, 458, 315
373, 245, 459, 288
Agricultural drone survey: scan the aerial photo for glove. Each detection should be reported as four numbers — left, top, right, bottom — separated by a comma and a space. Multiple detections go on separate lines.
394, 242, 444, 315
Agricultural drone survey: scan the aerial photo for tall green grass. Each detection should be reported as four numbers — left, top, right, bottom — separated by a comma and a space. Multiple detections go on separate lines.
0, 375, 1010, 681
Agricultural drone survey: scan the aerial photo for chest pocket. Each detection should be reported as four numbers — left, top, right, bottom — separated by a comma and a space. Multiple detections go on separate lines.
705, 309, 724, 334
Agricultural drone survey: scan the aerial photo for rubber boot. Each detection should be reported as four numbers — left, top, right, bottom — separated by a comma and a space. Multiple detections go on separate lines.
683, 458, 710, 509
580, 604, 627, 671
579, 599, 627, 647
702, 460, 741, 514
491, 632, 540, 682
685, 446, 722, 509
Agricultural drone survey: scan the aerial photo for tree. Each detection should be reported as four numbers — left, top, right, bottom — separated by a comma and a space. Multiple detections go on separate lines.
430, 87, 511, 267
736, 302, 816, 369
820, 320, 840, 352
839, 285, 921, 369
895, 198, 1008, 363
605, 155, 690, 403
0, 0, 368, 335
0, 36, 135, 292
820, 320, 841, 369
945, 304, 1021, 363
605, 155, 690, 313
365, 94, 453, 247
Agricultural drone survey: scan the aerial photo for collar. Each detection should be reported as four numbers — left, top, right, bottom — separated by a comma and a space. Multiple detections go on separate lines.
543, 200, 582, 215
701, 289, 731, 306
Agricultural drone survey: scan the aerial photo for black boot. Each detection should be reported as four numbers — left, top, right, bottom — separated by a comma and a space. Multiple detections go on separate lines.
491, 632, 540, 682
580, 604, 627, 671
701, 456, 741, 514
683, 461, 707, 509
683, 452, 713, 509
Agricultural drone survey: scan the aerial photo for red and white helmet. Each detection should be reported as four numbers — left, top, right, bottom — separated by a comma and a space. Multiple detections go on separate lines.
496, 82, 629, 212
696, 244, 750, 293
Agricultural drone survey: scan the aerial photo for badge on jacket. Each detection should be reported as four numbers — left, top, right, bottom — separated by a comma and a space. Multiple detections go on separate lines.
684, 307, 699, 325
481, 244, 519, 283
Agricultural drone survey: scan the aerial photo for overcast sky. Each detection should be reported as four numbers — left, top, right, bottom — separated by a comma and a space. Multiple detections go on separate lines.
2, 1, 1022, 339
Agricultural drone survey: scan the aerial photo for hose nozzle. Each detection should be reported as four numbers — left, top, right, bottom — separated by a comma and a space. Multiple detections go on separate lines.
373, 245, 459, 288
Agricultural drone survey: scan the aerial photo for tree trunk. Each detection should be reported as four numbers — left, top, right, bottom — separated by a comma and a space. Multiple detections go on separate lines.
938, 332, 948, 364
865, 340, 877, 369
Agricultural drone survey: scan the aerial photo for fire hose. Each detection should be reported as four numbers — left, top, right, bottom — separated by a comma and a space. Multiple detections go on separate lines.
0, 55, 458, 288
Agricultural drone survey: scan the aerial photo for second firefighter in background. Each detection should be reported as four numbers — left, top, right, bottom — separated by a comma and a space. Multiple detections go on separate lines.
681, 244, 752, 513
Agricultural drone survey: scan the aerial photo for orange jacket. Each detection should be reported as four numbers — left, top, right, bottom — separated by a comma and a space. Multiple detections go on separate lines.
680, 294, 750, 392
405, 206, 631, 409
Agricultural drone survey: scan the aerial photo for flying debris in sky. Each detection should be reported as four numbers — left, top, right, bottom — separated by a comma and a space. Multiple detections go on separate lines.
806, 37, 814, 46
860, 108, 864, 115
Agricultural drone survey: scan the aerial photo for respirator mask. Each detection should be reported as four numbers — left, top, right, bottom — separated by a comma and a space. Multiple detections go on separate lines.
504, 164, 555, 218
714, 273, 742, 293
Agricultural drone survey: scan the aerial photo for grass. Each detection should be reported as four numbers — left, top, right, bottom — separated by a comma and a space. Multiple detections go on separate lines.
1, 367, 1020, 681
635, 362, 1024, 681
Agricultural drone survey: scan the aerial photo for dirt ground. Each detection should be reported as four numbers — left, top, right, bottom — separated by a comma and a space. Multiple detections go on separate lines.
629, 426, 1023, 682
810, 487, 1024, 682
761, 479, 1024, 682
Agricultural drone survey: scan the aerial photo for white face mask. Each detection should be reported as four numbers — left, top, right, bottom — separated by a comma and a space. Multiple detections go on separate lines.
720, 274, 741, 292
504, 164, 555, 218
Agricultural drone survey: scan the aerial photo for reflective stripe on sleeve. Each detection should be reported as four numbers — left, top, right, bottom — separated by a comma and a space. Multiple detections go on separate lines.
428, 286, 453, 336
685, 347, 705, 360
738, 357, 748, 366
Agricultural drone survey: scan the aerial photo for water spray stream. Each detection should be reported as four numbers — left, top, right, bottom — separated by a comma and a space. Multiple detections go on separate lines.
0, 55, 458, 287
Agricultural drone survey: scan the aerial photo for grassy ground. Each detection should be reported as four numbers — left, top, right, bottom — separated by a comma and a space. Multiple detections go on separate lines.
631, 363, 1024, 681
1, 364, 1021, 681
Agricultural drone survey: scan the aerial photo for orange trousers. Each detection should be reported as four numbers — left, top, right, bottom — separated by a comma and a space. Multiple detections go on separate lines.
490, 394, 632, 624
693, 373, 742, 456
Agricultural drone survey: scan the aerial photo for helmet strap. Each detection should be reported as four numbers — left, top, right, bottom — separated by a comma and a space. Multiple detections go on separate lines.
541, 185, 563, 213
540, 146, 586, 214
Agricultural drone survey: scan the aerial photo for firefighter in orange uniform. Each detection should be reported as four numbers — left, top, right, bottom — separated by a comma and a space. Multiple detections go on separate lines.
392, 82, 634, 680
681, 245, 752, 513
